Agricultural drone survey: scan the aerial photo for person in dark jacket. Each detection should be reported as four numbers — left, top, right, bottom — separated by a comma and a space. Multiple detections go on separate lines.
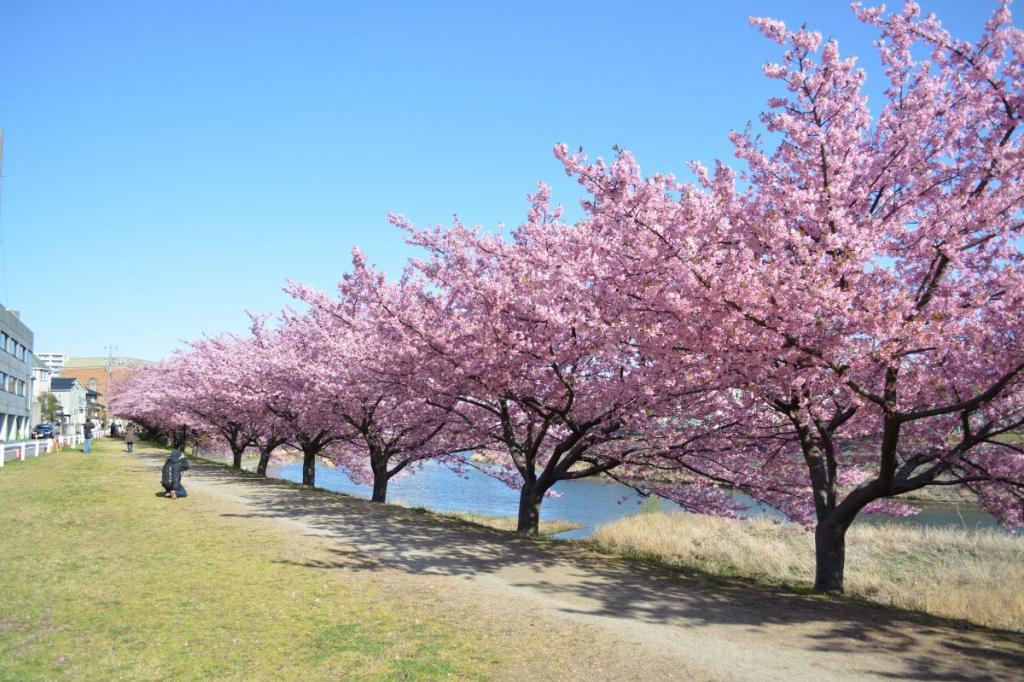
82, 420, 95, 454
161, 449, 190, 498
124, 424, 136, 453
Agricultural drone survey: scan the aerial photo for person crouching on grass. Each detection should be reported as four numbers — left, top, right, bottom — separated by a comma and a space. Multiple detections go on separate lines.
161, 449, 190, 499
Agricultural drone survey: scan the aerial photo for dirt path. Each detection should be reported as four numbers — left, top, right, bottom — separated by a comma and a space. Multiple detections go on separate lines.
139, 449, 1023, 681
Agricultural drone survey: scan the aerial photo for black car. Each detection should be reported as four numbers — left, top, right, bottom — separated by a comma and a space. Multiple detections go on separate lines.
31, 423, 55, 439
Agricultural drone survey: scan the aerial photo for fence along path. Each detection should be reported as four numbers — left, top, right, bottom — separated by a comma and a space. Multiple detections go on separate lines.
0, 435, 85, 467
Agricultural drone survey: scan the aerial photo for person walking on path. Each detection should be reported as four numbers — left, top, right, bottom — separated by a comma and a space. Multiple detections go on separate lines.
51, 426, 62, 454
161, 449, 190, 498
82, 420, 95, 454
124, 424, 136, 453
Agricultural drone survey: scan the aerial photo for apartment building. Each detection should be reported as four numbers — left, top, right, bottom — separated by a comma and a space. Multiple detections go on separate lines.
35, 351, 67, 373
0, 305, 34, 440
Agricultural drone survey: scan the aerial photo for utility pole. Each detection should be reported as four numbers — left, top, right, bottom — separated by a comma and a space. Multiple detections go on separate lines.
105, 344, 116, 427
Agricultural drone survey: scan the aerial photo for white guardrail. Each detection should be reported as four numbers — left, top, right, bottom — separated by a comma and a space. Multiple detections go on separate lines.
0, 435, 87, 467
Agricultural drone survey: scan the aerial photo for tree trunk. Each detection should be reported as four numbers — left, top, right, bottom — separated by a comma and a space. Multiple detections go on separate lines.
371, 473, 388, 503
814, 522, 848, 593
231, 446, 244, 470
516, 483, 544, 535
257, 450, 271, 476
172, 427, 188, 451
302, 449, 316, 486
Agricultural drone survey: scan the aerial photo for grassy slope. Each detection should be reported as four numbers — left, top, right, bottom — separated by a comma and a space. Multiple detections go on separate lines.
0, 439, 514, 680
590, 511, 1024, 632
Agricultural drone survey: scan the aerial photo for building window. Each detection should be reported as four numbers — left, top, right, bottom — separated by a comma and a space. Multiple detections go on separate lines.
5, 376, 15, 393
0, 333, 6, 352
6, 337, 13, 354
16, 380, 24, 396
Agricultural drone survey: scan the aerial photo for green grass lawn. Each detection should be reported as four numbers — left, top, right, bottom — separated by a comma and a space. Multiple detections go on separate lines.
0, 439, 511, 680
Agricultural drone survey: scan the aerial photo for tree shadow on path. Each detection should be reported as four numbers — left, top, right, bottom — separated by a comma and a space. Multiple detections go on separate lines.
131, 452, 1024, 681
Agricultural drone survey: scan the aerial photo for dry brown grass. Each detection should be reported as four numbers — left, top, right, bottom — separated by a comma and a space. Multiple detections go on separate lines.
388, 498, 583, 535
592, 512, 1024, 632
438, 511, 583, 535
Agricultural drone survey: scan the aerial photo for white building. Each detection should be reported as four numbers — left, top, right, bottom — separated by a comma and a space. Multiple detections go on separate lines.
35, 352, 66, 373
49, 377, 88, 436
30, 359, 54, 427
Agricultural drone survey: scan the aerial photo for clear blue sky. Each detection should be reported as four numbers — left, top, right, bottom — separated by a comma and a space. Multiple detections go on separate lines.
0, 1, 1009, 361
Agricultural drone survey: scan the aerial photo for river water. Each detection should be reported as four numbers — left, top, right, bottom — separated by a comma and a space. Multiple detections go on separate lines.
267, 460, 1001, 539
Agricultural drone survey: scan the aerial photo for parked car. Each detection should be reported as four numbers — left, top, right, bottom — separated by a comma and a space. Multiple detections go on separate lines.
31, 423, 55, 439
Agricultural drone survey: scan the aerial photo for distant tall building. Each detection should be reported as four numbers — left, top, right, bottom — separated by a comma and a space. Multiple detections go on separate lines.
36, 351, 66, 372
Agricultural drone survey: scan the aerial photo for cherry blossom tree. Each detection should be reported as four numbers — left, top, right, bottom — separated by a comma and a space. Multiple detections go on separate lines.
554, 1, 1024, 591
109, 0, 1021, 596
109, 363, 177, 439
112, 338, 263, 467
203, 330, 292, 476
372, 195, 728, 535
251, 412, 291, 477
179, 335, 264, 469
109, 358, 203, 450
283, 259, 479, 503
246, 316, 349, 487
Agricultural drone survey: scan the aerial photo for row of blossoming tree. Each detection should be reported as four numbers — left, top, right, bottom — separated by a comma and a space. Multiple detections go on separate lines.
112, 2, 1024, 593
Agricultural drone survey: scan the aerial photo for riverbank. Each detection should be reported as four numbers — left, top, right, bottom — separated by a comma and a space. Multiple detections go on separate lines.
425, 509, 583, 535
137, 445, 1024, 679
201, 443, 1000, 537
7, 441, 1023, 680
199, 445, 1018, 630
590, 511, 1024, 632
